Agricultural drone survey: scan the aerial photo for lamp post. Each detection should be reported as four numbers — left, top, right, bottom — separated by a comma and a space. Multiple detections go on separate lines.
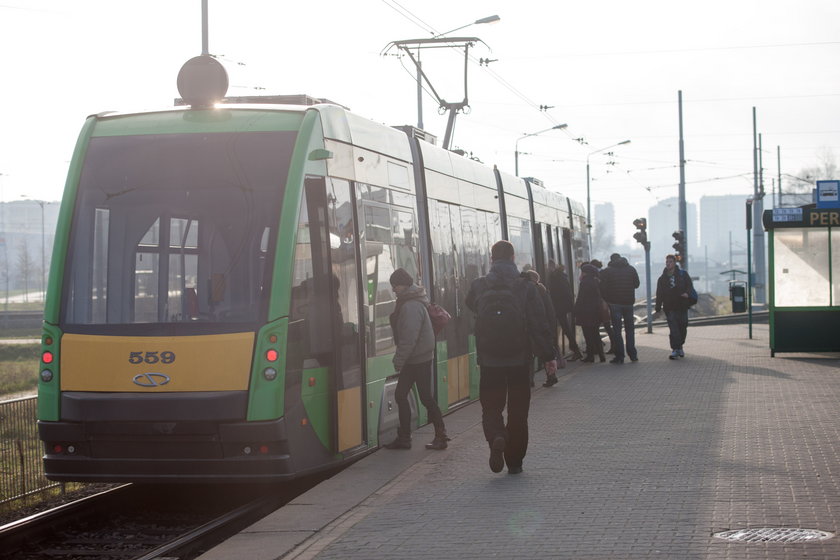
414, 14, 500, 129
514, 124, 567, 177
586, 139, 630, 248
22, 196, 46, 303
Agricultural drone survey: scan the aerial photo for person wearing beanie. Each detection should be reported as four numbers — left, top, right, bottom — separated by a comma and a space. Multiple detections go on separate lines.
384, 268, 448, 450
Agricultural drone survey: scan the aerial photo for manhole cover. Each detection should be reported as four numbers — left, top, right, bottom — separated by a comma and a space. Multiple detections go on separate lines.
714, 528, 834, 543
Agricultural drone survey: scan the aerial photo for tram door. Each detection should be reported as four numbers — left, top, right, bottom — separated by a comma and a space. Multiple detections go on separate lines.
292, 177, 365, 454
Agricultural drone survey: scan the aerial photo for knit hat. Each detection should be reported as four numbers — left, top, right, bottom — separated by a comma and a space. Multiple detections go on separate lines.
581, 264, 598, 276
389, 268, 413, 287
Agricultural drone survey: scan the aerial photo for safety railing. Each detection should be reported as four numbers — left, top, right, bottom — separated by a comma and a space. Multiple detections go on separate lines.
0, 396, 69, 514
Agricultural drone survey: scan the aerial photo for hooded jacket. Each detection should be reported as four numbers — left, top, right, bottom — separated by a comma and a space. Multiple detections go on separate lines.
466, 259, 556, 367
390, 284, 436, 371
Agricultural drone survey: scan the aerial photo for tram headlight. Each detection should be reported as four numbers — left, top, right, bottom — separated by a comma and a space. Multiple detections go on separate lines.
40, 369, 53, 382
263, 367, 277, 381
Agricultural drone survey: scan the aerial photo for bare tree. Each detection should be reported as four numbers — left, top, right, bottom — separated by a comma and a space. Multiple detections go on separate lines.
781, 147, 838, 206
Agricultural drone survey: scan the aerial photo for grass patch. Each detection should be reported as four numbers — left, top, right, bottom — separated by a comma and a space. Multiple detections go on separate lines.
0, 343, 40, 396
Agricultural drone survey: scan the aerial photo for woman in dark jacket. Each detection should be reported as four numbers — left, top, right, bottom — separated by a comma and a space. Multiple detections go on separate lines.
574, 264, 606, 363
523, 270, 565, 386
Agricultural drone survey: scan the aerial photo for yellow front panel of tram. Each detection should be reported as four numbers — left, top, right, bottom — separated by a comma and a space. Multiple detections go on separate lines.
60, 333, 255, 392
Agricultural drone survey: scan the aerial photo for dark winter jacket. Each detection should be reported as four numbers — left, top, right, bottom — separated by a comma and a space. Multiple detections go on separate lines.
599, 258, 640, 306
574, 273, 603, 327
466, 259, 556, 367
389, 284, 436, 371
655, 267, 693, 312
547, 268, 575, 313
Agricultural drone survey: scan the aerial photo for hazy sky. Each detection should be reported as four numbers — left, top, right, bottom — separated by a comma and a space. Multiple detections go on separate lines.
1, 0, 838, 242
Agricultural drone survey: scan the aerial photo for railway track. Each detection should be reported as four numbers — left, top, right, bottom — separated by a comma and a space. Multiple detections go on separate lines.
0, 471, 336, 560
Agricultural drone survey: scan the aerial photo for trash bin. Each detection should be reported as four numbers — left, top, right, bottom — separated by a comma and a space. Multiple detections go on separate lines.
730, 282, 746, 313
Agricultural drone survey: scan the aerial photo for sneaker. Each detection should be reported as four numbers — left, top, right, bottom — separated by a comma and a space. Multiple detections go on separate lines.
677, 349, 685, 357
542, 374, 558, 387
609, 357, 624, 364
489, 436, 506, 473
630, 356, 639, 362
508, 465, 523, 475
669, 350, 679, 360
384, 437, 411, 450
425, 437, 448, 450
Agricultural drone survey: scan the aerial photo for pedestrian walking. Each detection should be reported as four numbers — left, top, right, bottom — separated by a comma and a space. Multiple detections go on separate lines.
654, 254, 694, 359
466, 241, 558, 475
599, 253, 641, 364
522, 269, 565, 387
547, 261, 583, 361
384, 268, 448, 450
574, 263, 606, 363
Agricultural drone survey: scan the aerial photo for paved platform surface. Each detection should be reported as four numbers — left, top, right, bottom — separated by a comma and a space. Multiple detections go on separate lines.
198, 323, 840, 559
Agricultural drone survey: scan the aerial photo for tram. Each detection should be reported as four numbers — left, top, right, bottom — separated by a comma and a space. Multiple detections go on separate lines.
37, 57, 589, 482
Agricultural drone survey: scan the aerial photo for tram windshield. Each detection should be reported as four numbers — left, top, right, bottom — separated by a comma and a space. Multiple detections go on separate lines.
62, 130, 296, 328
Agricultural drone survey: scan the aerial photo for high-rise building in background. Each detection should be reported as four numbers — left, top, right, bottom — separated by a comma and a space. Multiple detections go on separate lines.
593, 202, 615, 256
699, 194, 750, 267
647, 197, 697, 269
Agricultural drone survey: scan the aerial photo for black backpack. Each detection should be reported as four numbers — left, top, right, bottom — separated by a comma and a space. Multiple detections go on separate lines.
474, 276, 528, 357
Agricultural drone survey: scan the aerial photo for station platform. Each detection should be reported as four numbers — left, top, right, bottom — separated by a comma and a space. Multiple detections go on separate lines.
198, 323, 840, 559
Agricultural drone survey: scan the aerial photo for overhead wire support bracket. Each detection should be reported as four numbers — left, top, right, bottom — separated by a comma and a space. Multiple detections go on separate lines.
383, 37, 488, 150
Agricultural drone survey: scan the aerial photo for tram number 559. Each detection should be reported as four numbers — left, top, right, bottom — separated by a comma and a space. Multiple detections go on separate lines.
129, 351, 176, 365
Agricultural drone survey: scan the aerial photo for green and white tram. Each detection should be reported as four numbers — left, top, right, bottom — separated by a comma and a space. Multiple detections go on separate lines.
37, 59, 588, 482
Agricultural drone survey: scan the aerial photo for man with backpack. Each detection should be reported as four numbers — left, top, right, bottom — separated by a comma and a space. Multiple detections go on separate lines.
466, 241, 558, 475
384, 268, 448, 451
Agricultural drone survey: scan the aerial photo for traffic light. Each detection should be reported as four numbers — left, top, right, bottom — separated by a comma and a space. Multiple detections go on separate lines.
672, 230, 685, 262
633, 218, 648, 247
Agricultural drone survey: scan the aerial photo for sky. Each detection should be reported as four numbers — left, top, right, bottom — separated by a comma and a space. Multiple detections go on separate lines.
1, 0, 838, 243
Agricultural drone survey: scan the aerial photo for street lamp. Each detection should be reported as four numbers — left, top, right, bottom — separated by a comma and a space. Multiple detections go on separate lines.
515, 124, 568, 177
586, 139, 630, 248
435, 14, 500, 37
21, 196, 46, 303
413, 14, 500, 130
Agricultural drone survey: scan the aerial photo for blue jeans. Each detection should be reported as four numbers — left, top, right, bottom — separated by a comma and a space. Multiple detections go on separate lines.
608, 303, 637, 360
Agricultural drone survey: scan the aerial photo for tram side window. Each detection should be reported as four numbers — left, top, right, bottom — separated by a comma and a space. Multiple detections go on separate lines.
428, 200, 457, 322
508, 216, 534, 272
359, 197, 420, 357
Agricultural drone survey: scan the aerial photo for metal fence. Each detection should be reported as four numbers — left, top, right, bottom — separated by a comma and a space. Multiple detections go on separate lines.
0, 395, 66, 512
